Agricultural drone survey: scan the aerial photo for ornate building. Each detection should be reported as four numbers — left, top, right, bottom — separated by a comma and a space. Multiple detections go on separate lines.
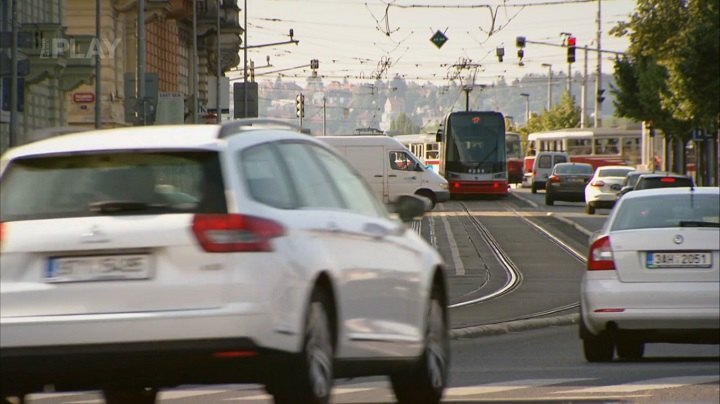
0, 0, 243, 152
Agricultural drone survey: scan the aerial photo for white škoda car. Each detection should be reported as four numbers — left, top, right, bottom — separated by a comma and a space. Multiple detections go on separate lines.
0, 120, 449, 404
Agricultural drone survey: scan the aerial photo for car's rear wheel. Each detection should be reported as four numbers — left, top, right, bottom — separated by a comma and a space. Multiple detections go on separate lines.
390, 284, 449, 404
270, 288, 334, 404
545, 194, 554, 206
581, 322, 614, 362
531, 183, 538, 194
103, 387, 157, 404
585, 203, 595, 215
616, 340, 645, 360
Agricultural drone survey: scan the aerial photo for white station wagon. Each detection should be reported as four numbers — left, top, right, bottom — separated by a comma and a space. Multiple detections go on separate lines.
0, 120, 449, 404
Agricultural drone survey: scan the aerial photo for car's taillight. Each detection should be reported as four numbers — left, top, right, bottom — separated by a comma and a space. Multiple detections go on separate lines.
533, 169, 537, 176
192, 214, 286, 253
590, 180, 605, 187
587, 235, 615, 271
548, 175, 560, 183
0, 222, 4, 247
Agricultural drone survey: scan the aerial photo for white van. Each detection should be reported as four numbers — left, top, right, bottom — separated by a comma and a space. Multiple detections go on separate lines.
319, 136, 450, 208
530, 151, 570, 193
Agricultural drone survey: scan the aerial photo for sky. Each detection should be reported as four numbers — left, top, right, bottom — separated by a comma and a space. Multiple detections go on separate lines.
231, 0, 638, 87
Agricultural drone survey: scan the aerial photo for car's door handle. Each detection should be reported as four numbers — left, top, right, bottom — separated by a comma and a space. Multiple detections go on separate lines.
406, 176, 417, 180
374, 174, 383, 178
388, 174, 398, 178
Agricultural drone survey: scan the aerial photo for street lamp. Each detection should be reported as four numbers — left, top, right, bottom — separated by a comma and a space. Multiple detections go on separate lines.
520, 93, 530, 125
541, 63, 553, 110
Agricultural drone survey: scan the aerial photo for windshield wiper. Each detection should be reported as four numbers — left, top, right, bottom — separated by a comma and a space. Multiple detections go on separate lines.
89, 201, 159, 213
679, 220, 720, 228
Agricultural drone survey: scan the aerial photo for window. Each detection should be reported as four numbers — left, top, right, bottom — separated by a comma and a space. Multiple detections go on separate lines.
240, 144, 296, 209
314, 147, 387, 218
594, 137, 620, 155
274, 142, 345, 210
0, 152, 225, 221
389, 151, 419, 171
567, 138, 592, 156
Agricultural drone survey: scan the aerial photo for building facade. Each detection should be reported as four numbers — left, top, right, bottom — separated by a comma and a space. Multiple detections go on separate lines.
1, 0, 242, 154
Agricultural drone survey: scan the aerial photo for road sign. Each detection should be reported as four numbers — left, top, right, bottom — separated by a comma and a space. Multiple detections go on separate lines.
72, 92, 96, 103
430, 30, 448, 49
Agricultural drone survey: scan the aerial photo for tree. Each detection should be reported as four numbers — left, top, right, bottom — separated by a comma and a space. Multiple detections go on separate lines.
389, 113, 420, 135
518, 91, 580, 137
609, 0, 719, 174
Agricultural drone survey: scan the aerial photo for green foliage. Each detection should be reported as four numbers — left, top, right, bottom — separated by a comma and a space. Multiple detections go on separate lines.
518, 91, 580, 137
389, 113, 421, 135
609, 0, 719, 139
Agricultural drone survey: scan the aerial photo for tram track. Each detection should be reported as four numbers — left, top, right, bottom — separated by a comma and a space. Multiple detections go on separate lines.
446, 199, 588, 327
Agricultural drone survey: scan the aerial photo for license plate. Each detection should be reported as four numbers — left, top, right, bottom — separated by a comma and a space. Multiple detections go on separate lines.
646, 251, 713, 269
46, 254, 152, 283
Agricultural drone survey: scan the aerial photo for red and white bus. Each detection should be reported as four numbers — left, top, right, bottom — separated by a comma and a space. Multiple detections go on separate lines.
524, 128, 643, 175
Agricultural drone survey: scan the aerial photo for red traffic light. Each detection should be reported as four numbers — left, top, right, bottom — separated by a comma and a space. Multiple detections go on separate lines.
568, 36, 576, 47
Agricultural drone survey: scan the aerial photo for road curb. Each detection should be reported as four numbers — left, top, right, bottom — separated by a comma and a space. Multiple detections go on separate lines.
450, 314, 579, 339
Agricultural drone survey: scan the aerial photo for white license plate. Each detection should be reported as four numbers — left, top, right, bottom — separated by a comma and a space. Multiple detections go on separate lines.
646, 251, 713, 269
46, 254, 152, 283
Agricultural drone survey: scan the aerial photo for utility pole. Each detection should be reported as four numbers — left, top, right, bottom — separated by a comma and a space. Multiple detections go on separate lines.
594, 0, 602, 128
581, 45, 589, 128
9, 0, 18, 147
520, 93, 530, 125
95, 0, 101, 128
216, 0, 221, 123
542, 63, 552, 110
192, 0, 198, 123
137, 0, 146, 125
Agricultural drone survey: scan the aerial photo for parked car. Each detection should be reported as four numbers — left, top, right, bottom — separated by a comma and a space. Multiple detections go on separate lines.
545, 162, 594, 205
580, 187, 720, 362
530, 151, 569, 193
0, 120, 450, 404
584, 165, 636, 214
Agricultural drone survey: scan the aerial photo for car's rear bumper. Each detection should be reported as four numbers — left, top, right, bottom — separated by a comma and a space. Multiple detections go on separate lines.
0, 338, 289, 395
581, 275, 720, 339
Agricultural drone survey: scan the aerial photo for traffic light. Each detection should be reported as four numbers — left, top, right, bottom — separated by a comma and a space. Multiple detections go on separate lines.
515, 36, 526, 48
496, 47, 504, 62
295, 93, 304, 118
597, 88, 606, 104
567, 36, 576, 63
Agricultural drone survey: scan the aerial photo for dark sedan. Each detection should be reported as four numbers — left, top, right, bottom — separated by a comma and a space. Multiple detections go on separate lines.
545, 162, 594, 205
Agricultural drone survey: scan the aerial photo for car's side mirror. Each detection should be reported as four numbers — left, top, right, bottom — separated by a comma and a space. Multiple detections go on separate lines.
390, 194, 428, 223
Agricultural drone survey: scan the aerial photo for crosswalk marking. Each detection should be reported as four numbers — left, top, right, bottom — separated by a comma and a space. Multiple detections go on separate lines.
559, 375, 720, 394
22, 375, 719, 402
444, 378, 592, 396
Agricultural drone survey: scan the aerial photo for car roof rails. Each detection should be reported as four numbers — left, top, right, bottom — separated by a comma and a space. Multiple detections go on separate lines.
218, 118, 304, 139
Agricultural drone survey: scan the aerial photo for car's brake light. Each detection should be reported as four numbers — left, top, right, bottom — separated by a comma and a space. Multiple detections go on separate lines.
192, 214, 285, 253
660, 177, 676, 183
548, 175, 560, 183
587, 235, 615, 271
590, 180, 605, 187
0, 222, 4, 246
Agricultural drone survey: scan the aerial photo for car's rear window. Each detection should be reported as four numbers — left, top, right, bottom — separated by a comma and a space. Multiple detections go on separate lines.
0, 151, 227, 221
598, 168, 633, 178
555, 164, 593, 174
611, 194, 720, 230
635, 176, 694, 190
